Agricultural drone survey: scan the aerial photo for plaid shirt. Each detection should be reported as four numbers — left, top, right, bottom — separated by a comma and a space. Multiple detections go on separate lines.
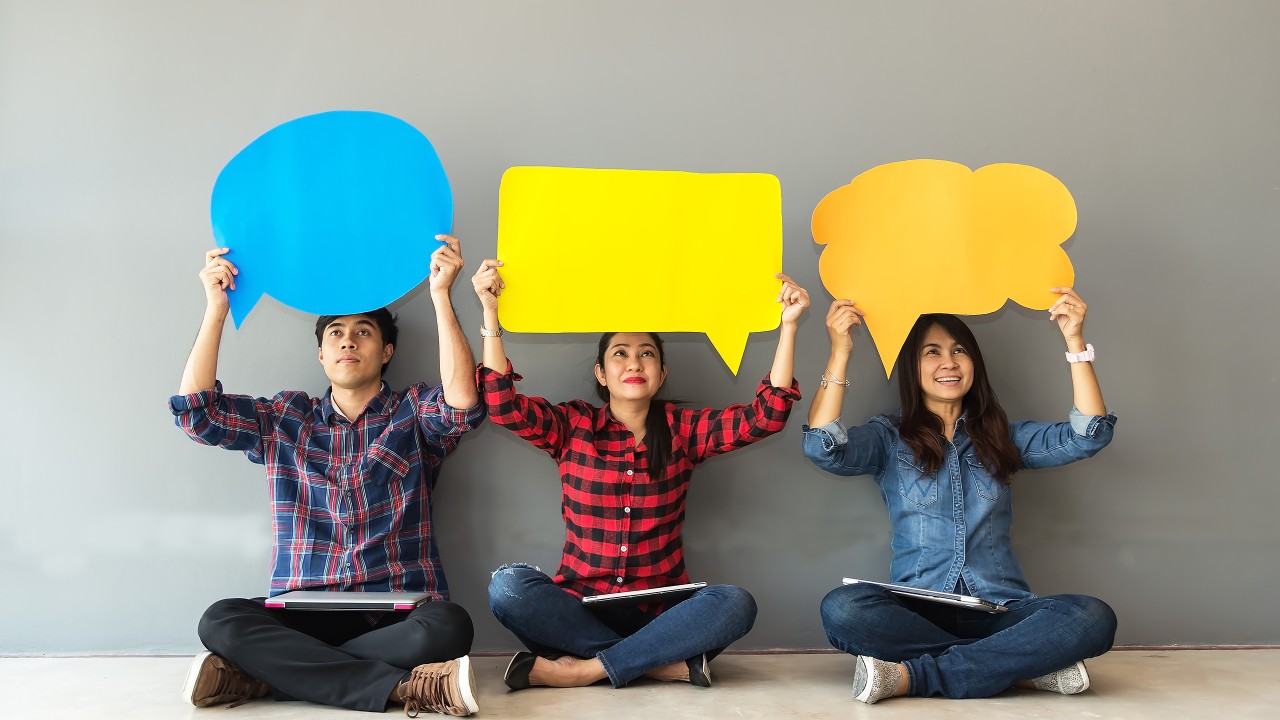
480, 362, 799, 600
169, 381, 483, 599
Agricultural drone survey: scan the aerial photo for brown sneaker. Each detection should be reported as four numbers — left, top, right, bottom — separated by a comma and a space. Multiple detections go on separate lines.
400, 656, 478, 717
181, 651, 270, 708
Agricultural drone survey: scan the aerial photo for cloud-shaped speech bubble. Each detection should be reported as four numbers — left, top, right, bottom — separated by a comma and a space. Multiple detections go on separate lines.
497, 167, 782, 375
210, 110, 451, 327
812, 159, 1076, 377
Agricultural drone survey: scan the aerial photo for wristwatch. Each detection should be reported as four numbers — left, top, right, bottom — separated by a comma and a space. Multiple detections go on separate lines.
1065, 343, 1095, 363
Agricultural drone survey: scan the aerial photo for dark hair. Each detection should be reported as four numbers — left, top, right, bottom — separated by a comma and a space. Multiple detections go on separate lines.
314, 307, 399, 376
894, 314, 1021, 483
595, 332, 673, 477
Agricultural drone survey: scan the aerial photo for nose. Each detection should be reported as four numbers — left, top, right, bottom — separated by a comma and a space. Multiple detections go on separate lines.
340, 334, 355, 350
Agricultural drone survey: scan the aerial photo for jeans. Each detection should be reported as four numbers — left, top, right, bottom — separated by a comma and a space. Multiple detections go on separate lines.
197, 597, 473, 712
488, 563, 756, 688
820, 583, 1116, 698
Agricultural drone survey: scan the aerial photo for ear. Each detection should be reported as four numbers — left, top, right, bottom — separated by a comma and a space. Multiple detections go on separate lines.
317, 346, 325, 364
382, 344, 395, 365
594, 364, 607, 386
659, 365, 668, 387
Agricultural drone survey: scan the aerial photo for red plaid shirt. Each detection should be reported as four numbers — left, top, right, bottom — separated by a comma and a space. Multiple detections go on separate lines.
480, 362, 800, 599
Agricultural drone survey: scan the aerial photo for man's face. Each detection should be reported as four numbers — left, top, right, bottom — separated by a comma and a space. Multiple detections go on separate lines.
317, 315, 394, 391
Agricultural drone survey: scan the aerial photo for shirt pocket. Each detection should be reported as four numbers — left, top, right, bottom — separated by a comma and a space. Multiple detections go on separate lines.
896, 447, 939, 508
965, 451, 1009, 501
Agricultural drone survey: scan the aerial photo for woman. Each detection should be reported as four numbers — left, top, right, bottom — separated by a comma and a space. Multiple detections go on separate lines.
472, 257, 808, 691
803, 289, 1117, 704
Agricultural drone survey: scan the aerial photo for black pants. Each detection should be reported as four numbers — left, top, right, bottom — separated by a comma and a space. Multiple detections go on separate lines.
197, 597, 473, 712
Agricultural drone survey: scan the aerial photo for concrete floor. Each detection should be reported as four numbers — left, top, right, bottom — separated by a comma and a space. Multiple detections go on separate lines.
2, 650, 1276, 719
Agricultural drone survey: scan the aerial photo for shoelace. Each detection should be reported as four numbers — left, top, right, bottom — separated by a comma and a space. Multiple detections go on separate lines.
402, 663, 458, 718
209, 660, 264, 708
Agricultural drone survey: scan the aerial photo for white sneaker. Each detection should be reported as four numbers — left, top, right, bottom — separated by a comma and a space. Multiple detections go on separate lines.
1030, 660, 1091, 695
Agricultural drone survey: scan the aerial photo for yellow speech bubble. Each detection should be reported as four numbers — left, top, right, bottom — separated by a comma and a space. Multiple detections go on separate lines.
497, 167, 782, 374
812, 159, 1076, 377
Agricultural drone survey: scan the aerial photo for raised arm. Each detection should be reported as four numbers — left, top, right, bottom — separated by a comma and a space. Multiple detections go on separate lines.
178, 248, 238, 395
807, 299, 864, 427
1048, 287, 1105, 417
429, 235, 479, 410
472, 257, 508, 373
769, 273, 810, 388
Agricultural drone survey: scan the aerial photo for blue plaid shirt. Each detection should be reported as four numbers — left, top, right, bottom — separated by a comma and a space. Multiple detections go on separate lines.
169, 381, 483, 599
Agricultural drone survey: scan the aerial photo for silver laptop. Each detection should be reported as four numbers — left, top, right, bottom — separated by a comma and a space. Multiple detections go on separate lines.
842, 578, 1007, 613
264, 590, 432, 611
582, 582, 707, 606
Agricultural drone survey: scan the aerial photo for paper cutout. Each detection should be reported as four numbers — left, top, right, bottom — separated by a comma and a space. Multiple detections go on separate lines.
497, 167, 783, 374
210, 110, 451, 327
812, 159, 1076, 377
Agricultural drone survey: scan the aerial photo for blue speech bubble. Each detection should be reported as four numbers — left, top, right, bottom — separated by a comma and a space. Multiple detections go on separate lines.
211, 110, 451, 327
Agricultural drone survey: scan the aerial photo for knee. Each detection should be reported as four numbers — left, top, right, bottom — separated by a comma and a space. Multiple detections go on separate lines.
196, 598, 259, 654
415, 601, 475, 660
1054, 594, 1118, 655
819, 584, 878, 632
701, 585, 757, 633
487, 563, 546, 618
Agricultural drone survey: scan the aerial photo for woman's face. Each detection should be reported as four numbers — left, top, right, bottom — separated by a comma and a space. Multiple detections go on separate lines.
917, 324, 974, 410
595, 332, 667, 404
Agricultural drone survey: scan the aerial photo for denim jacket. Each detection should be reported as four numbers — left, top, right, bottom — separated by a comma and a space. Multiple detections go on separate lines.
802, 408, 1117, 604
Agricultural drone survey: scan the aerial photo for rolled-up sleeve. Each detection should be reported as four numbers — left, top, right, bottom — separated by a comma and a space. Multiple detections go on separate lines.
413, 382, 485, 453
683, 374, 800, 464
1016, 408, 1118, 470
801, 417, 892, 477
168, 381, 273, 462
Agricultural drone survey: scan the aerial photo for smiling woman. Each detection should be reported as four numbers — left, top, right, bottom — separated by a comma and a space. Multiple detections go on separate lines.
801, 289, 1118, 705
470, 256, 809, 693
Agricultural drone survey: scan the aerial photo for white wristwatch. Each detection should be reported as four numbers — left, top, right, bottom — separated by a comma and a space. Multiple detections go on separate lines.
1065, 343, 1095, 363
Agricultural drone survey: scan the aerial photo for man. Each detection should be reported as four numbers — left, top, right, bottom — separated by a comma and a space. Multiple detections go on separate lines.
169, 235, 482, 715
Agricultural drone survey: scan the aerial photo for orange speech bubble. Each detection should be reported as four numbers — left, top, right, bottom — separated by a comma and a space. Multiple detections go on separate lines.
812, 159, 1076, 377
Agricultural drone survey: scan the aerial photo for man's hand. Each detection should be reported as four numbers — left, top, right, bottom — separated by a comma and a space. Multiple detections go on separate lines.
429, 235, 465, 298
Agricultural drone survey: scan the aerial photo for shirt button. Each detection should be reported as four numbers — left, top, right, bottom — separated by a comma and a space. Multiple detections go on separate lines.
620, 545, 627, 553
624, 507, 631, 513
616, 577, 624, 584
626, 469, 634, 476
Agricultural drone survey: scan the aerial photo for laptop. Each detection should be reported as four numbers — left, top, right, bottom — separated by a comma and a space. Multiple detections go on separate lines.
264, 590, 432, 611
582, 582, 707, 606
842, 578, 1007, 613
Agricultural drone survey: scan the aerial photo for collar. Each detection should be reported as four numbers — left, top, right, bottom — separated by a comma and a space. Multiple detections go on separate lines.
322, 382, 392, 422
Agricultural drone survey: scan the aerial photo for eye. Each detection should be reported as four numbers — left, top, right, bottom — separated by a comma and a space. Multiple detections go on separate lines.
924, 348, 938, 356
641, 350, 655, 357
358, 329, 371, 336
613, 349, 626, 357
954, 346, 966, 355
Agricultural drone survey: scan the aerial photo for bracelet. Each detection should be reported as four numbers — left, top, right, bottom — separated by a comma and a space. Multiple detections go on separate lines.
479, 325, 503, 338
819, 369, 850, 389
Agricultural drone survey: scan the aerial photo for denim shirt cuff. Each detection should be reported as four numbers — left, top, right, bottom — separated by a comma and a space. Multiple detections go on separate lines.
802, 418, 848, 449
1069, 406, 1117, 437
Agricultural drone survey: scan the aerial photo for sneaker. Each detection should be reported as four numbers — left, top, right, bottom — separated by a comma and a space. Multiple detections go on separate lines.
401, 656, 478, 717
181, 651, 269, 708
1030, 660, 1091, 695
851, 655, 902, 704
686, 653, 711, 688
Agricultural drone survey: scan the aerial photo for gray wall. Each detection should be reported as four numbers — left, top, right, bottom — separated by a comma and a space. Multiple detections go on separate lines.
2, 1, 1277, 654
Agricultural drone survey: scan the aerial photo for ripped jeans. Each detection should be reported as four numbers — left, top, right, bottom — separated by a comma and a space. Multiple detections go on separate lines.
488, 563, 756, 688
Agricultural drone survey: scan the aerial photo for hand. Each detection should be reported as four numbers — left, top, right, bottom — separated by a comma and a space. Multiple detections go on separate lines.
1048, 286, 1088, 345
428, 235, 465, 296
199, 248, 237, 314
825, 299, 863, 353
776, 273, 810, 326
472, 258, 505, 312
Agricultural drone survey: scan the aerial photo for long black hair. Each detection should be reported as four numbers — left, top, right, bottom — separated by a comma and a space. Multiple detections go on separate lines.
894, 314, 1021, 483
595, 332, 673, 477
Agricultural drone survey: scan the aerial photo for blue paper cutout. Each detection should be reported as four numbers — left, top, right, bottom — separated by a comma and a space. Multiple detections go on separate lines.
210, 111, 452, 327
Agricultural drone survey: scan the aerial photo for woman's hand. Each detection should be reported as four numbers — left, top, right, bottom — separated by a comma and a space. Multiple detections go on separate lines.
776, 273, 810, 326
1048, 286, 1088, 348
199, 247, 237, 315
472, 259, 505, 312
825, 299, 863, 354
